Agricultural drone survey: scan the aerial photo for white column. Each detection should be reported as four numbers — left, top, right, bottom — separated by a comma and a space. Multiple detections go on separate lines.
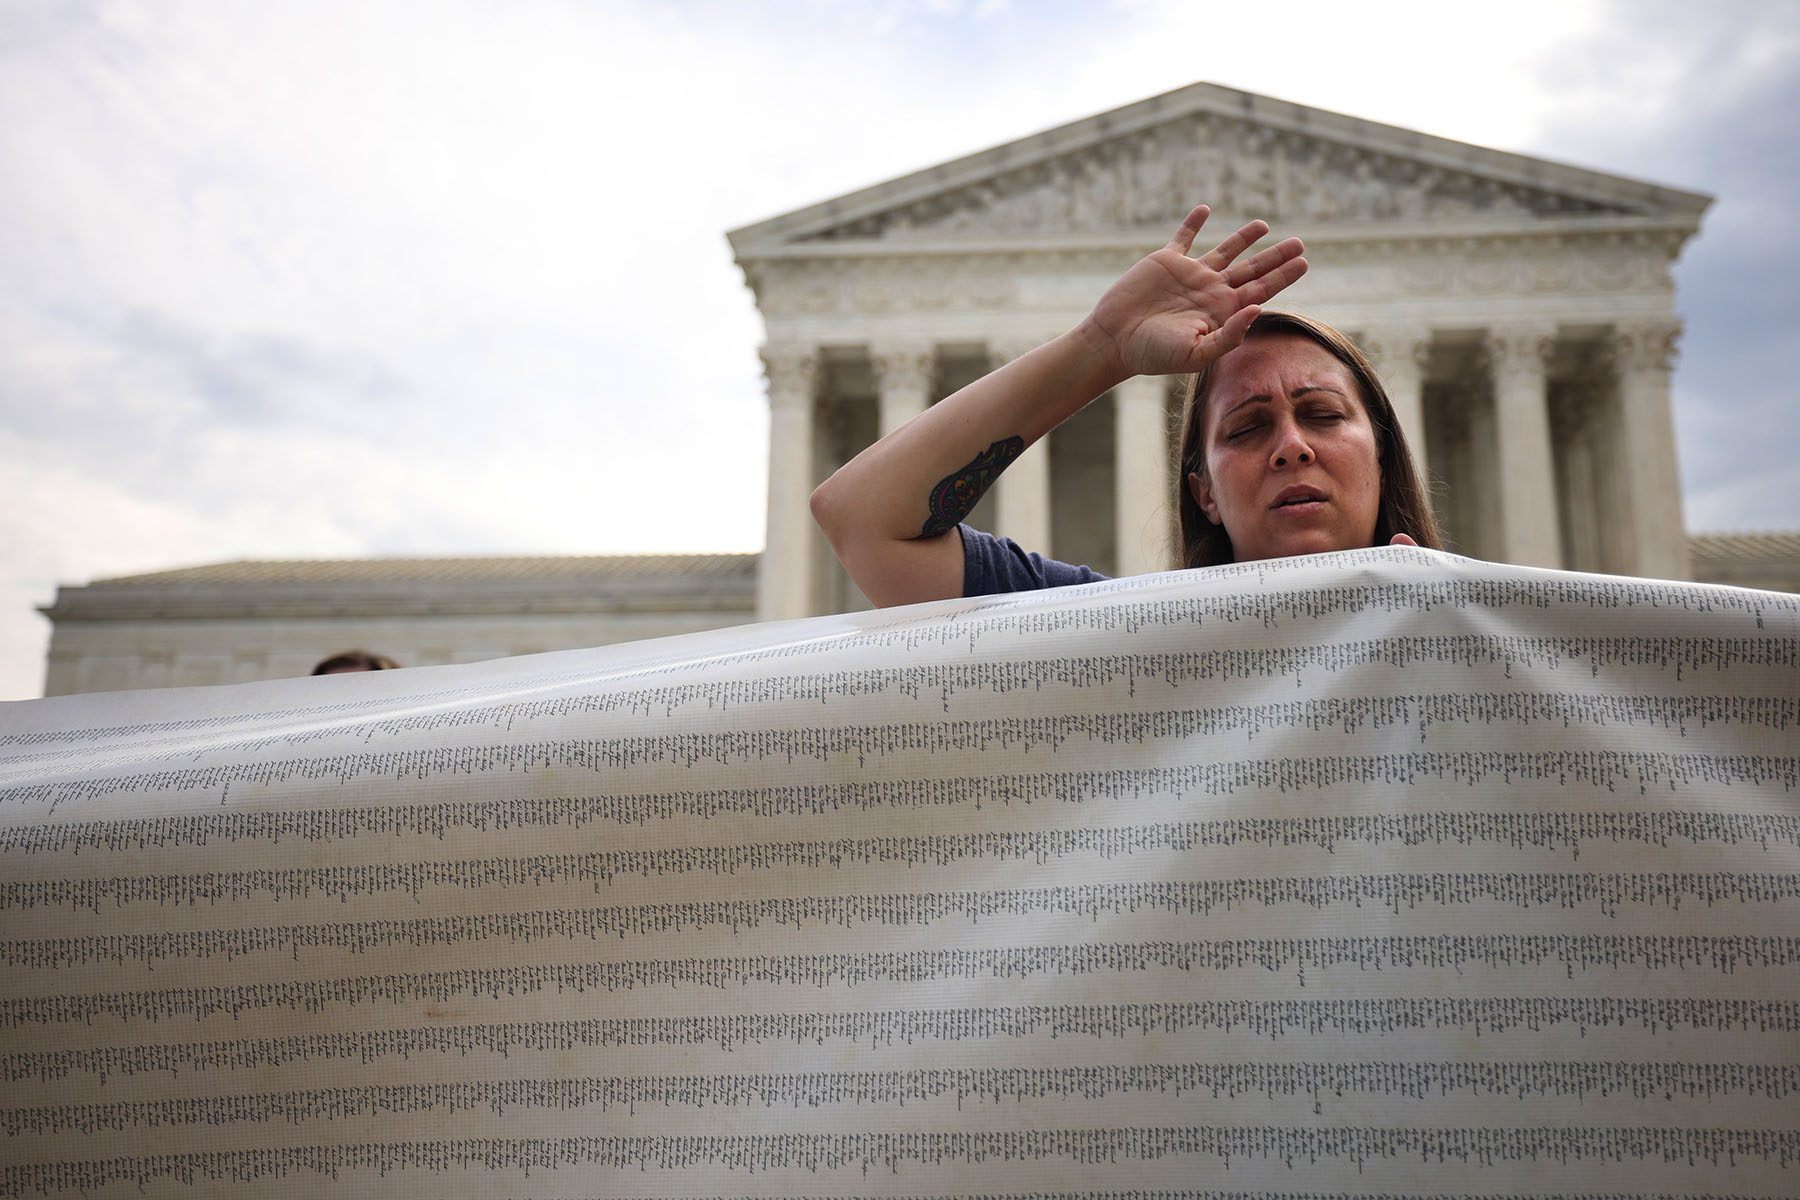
1361, 326, 1432, 485
1610, 319, 1689, 580
1485, 324, 1563, 568
1556, 377, 1603, 574
870, 341, 935, 439
1114, 375, 1171, 575
757, 343, 820, 622
990, 338, 1052, 556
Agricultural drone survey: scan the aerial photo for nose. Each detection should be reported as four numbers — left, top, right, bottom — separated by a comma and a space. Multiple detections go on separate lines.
1270, 418, 1314, 468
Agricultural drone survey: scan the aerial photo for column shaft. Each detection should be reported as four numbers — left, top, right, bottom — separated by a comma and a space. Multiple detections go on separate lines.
1361, 326, 1432, 486
1486, 325, 1563, 568
1114, 375, 1172, 575
870, 341, 935, 439
1611, 320, 1689, 579
1558, 394, 1601, 573
757, 344, 820, 622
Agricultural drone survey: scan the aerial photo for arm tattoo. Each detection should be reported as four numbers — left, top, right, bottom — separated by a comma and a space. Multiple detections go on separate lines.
920, 436, 1025, 537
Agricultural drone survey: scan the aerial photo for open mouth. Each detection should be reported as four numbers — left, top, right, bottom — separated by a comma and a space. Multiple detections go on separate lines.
1272, 487, 1327, 510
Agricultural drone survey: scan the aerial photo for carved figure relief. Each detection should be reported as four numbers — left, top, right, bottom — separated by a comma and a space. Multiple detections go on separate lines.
806, 113, 1629, 242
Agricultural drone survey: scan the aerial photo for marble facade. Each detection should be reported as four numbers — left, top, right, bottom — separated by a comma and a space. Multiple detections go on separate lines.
729, 82, 1711, 619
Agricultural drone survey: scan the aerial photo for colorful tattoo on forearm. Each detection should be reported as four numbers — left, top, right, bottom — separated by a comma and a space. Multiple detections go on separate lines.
921, 436, 1025, 536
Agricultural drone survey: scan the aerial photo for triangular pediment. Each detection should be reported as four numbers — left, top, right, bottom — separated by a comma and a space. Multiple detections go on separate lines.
729, 82, 1709, 255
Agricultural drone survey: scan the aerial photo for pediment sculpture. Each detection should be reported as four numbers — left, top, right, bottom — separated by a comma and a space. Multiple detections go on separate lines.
803, 113, 1632, 242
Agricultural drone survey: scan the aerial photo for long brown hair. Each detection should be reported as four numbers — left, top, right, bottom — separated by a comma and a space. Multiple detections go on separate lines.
312, 649, 400, 675
1175, 311, 1441, 568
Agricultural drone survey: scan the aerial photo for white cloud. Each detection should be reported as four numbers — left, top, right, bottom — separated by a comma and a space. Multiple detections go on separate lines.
1086, 0, 1615, 150
1, 0, 1794, 701
0, 434, 280, 701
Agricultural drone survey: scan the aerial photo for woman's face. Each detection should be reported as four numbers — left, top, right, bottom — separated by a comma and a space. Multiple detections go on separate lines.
1188, 334, 1383, 563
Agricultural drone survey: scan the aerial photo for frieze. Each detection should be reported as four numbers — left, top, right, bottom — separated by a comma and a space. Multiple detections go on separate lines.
801, 114, 1631, 242
752, 259, 1025, 317
748, 232, 1674, 319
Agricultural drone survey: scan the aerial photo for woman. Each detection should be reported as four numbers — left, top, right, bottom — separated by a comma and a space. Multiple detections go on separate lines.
810, 205, 1439, 606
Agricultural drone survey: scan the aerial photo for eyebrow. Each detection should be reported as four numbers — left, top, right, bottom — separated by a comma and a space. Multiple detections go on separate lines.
1219, 384, 1347, 420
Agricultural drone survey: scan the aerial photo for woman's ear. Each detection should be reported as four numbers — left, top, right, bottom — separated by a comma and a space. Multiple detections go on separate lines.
1187, 471, 1221, 526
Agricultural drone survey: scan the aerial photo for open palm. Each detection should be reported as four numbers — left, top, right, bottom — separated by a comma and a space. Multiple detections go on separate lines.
1084, 205, 1309, 378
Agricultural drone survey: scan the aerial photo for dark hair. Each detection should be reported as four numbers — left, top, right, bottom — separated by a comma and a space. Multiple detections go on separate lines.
311, 649, 400, 675
1175, 311, 1441, 568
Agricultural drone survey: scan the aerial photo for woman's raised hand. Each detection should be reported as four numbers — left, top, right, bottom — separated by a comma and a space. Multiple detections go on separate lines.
1080, 204, 1308, 379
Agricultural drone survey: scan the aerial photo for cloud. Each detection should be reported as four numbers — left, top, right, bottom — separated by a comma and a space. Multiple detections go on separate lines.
1515, 0, 1800, 530
2, 0, 1796, 700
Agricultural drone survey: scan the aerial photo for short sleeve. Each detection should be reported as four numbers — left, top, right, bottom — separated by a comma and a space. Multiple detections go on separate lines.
958, 525, 1110, 596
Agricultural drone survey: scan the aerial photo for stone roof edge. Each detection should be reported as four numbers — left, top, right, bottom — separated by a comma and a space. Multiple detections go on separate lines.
727, 81, 1713, 252
82, 553, 760, 589
40, 575, 757, 623
734, 213, 1703, 264
1688, 530, 1800, 559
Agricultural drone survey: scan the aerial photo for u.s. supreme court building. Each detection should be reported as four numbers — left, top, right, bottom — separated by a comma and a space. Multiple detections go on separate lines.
38, 83, 1800, 696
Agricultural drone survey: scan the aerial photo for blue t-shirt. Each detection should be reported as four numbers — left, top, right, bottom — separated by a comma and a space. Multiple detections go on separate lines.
958, 525, 1110, 596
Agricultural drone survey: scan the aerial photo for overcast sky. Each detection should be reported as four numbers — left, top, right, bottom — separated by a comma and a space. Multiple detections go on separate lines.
2, 0, 1796, 700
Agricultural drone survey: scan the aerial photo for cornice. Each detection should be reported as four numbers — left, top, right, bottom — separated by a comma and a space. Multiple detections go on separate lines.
744, 227, 1684, 322
40, 575, 758, 623
735, 213, 1701, 265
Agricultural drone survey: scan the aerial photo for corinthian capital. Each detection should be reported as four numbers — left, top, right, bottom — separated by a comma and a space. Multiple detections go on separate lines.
869, 341, 937, 395
1359, 326, 1433, 376
758, 343, 820, 406
1609, 318, 1683, 374
1483, 323, 1558, 377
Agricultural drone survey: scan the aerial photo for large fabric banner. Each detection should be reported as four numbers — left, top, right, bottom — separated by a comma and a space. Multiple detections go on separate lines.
1, 547, 1796, 1197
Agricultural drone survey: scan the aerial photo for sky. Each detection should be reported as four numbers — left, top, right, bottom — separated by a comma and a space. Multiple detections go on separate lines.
2, 0, 1796, 701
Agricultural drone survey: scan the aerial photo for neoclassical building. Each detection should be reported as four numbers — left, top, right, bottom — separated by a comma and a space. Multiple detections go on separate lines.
39, 554, 757, 696
37, 83, 1799, 697
730, 81, 1711, 621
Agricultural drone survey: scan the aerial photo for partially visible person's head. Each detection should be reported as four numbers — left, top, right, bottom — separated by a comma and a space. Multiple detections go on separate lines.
311, 650, 399, 676
1176, 312, 1440, 568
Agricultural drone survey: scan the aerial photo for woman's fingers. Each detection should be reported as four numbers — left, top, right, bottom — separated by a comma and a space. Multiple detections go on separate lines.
1234, 255, 1309, 307
1193, 304, 1262, 363
1389, 533, 1418, 547
1165, 205, 1212, 255
1225, 236, 1305, 287
1197, 219, 1270, 270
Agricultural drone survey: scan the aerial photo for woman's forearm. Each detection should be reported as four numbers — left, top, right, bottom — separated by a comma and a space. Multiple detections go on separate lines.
810, 325, 1124, 603
809, 207, 1307, 607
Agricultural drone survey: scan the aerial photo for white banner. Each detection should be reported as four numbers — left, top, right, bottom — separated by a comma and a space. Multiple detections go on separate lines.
2, 547, 1796, 1197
